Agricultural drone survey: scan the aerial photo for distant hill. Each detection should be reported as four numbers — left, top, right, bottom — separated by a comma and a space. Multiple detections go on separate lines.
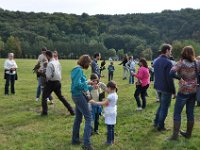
0, 8, 200, 58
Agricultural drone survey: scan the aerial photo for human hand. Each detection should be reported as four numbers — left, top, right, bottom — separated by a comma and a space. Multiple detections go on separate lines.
89, 100, 96, 104
180, 78, 187, 85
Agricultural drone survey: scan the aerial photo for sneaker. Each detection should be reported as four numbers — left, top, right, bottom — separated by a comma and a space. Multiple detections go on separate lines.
82, 145, 94, 150
36, 98, 39, 102
156, 99, 160, 102
136, 107, 142, 111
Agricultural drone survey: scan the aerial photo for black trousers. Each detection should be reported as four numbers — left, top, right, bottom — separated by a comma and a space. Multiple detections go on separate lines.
134, 84, 149, 108
108, 72, 113, 81
42, 81, 74, 115
5, 74, 15, 95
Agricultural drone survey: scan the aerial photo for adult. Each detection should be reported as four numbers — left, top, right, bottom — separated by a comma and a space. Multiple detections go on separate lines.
4, 53, 18, 95
132, 58, 150, 110
53, 50, 59, 61
153, 44, 175, 131
91, 53, 101, 79
71, 55, 95, 150
41, 50, 74, 116
36, 47, 48, 101
119, 55, 129, 80
169, 46, 199, 140
126, 56, 136, 84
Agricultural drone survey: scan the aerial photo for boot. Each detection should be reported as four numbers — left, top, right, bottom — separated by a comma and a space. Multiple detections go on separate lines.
180, 121, 194, 139
169, 121, 181, 140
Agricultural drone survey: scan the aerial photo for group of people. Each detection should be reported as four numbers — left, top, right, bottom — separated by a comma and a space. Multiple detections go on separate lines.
3, 43, 200, 150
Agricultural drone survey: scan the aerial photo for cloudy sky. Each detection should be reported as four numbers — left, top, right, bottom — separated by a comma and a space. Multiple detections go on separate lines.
0, 0, 199, 15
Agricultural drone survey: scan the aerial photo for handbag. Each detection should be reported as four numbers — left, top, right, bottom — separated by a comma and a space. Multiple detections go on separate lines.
194, 61, 200, 102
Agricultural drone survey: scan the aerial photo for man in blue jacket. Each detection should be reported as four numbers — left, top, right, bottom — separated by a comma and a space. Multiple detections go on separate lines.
154, 44, 175, 131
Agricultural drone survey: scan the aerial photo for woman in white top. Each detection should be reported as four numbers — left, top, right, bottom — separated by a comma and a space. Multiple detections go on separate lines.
4, 53, 18, 95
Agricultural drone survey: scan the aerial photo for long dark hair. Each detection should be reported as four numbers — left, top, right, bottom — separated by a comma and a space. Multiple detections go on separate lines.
181, 46, 195, 62
139, 58, 148, 68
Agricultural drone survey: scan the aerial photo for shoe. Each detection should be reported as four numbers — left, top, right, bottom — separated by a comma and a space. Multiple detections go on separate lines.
136, 107, 142, 111
70, 111, 75, 116
36, 98, 39, 102
156, 99, 160, 102
180, 121, 194, 139
82, 145, 94, 150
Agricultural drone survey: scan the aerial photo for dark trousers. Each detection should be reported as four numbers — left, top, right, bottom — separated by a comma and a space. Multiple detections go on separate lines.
108, 72, 113, 81
134, 84, 149, 108
42, 81, 74, 115
5, 74, 15, 95
107, 125, 115, 144
174, 93, 196, 122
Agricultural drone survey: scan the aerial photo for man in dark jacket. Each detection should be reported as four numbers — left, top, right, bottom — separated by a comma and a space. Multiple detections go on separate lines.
154, 44, 175, 131
91, 53, 101, 79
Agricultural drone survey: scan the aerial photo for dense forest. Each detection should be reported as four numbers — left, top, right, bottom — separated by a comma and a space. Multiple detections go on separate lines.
0, 8, 200, 59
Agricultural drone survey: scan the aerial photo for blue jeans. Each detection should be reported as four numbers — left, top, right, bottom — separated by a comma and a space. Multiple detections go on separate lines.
154, 91, 172, 128
72, 94, 92, 145
174, 93, 196, 122
36, 77, 42, 98
107, 125, 115, 144
129, 69, 135, 84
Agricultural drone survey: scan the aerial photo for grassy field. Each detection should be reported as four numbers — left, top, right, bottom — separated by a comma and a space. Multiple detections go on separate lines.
0, 59, 200, 150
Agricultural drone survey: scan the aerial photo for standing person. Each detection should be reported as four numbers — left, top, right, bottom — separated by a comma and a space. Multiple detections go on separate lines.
100, 60, 106, 77
41, 50, 74, 116
89, 74, 106, 134
169, 46, 199, 140
36, 47, 48, 101
119, 55, 128, 80
90, 81, 118, 145
132, 59, 150, 110
53, 50, 59, 61
149, 62, 154, 82
71, 55, 95, 150
126, 56, 136, 84
4, 53, 18, 95
153, 44, 175, 131
91, 53, 101, 79
108, 62, 115, 81
196, 56, 200, 106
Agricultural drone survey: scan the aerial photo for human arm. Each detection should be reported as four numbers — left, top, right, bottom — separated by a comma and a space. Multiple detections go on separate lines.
4, 60, 9, 70
72, 68, 93, 92
166, 62, 176, 94
169, 61, 181, 80
132, 68, 144, 80
45, 63, 54, 80
89, 99, 109, 106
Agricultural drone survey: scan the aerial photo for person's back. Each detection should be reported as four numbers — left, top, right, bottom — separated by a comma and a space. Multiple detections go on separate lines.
46, 59, 61, 81
154, 55, 175, 94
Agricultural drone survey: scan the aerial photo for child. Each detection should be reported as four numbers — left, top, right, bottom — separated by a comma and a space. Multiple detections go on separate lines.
90, 81, 118, 145
126, 56, 136, 84
108, 62, 115, 81
89, 74, 106, 134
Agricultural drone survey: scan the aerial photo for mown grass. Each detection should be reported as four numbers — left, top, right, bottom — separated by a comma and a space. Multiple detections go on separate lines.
0, 59, 200, 150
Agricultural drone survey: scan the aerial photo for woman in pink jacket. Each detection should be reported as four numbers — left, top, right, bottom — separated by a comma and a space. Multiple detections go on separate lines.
132, 58, 150, 111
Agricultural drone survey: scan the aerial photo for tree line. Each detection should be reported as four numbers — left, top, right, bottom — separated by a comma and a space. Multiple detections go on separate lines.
0, 8, 200, 59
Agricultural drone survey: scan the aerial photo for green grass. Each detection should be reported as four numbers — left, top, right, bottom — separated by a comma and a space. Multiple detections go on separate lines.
0, 59, 200, 150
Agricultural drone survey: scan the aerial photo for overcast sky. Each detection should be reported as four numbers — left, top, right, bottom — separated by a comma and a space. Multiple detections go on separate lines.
0, 0, 199, 15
